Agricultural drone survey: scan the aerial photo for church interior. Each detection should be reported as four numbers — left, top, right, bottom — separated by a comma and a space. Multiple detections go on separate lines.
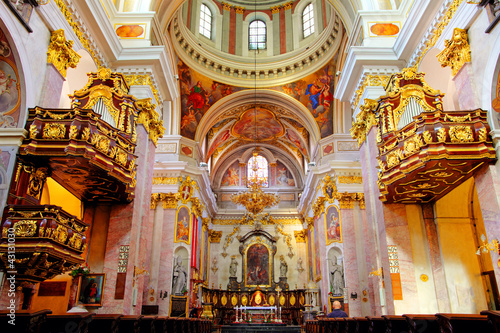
1, 0, 500, 331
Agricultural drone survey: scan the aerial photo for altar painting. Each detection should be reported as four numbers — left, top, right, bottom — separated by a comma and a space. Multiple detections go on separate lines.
325, 205, 342, 244
245, 243, 270, 287
221, 161, 240, 186
314, 216, 322, 282
175, 206, 191, 244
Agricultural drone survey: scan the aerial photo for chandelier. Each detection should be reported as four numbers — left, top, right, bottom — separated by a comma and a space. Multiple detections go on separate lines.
231, 152, 280, 216
230, 0, 279, 217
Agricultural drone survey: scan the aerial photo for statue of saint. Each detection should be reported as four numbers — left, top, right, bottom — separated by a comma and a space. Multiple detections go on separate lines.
279, 255, 288, 278
172, 256, 187, 295
330, 256, 344, 295
229, 256, 238, 277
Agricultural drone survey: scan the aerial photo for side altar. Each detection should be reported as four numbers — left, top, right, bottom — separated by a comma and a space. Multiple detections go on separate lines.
202, 228, 306, 325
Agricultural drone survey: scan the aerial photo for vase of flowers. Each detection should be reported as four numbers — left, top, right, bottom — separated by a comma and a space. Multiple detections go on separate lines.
68, 263, 90, 310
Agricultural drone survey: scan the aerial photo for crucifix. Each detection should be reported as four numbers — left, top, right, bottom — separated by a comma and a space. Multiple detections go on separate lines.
276, 285, 282, 323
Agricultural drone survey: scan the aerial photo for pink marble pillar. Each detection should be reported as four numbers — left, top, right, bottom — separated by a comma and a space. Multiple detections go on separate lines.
359, 127, 395, 315
422, 204, 451, 312
341, 207, 362, 316
453, 63, 480, 110
157, 208, 177, 315
39, 64, 65, 108
239, 163, 246, 186
474, 165, 500, 289
99, 125, 156, 315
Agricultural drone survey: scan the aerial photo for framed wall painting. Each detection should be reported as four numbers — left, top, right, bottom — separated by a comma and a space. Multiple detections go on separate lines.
245, 242, 271, 287
325, 205, 342, 245
76, 273, 106, 307
175, 206, 191, 244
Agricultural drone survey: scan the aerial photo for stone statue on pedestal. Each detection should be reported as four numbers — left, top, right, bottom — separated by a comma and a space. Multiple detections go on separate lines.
229, 256, 238, 277
279, 255, 288, 278
330, 256, 344, 295
172, 255, 187, 295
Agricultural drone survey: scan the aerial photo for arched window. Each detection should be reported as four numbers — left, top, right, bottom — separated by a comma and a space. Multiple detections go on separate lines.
199, 4, 212, 39
247, 155, 268, 187
303, 3, 315, 38
249, 20, 266, 50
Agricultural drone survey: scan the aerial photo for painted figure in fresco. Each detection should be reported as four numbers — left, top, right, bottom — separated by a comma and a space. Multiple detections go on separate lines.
0, 68, 15, 96
279, 255, 288, 278
177, 216, 189, 242
327, 210, 341, 241
0, 40, 11, 57
330, 256, 344, 296
222, 166, 239, 186
277, 167, 289, 186
305, 79, 325, 110
229, 256, 238, 277
187, 81, 208, 111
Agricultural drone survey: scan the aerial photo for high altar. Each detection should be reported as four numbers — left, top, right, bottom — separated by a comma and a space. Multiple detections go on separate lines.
202, 228, 306, 326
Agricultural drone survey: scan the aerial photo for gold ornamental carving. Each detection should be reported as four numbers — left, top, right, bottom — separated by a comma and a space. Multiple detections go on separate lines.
190, 197, 204, 217
26, 166, 48, 198
338, 176, 363, 184
29, 125, 38, 139
423, 131, 433, 144
404, 134, 424, 156
312, 198, 326, 218
478, 127, 488, 142
14, 220, 37, 237
163, 193, 180, 209
294, 230, 307, 243
47, 29, 81, 77
208, 230, 222, 243
338, 192, 365, 209
319, 174, 341, 203
449, 126, 473, 143
43, 123, 66, 139
151, 193, 161, 209
437, 128, 447, 142
350, 99, 379, 146
306, 217, 315, 230
437, 28, 471, 76
152, 177, 178, 185
234, 6, 245, 14
353, 75, 391, 110
136, 98, 165, 146
178, 176, 198, 204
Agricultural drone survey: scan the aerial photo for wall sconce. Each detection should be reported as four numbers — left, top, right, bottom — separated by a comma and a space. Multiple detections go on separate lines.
350, 292, 357, 300
476, 234, 499, 255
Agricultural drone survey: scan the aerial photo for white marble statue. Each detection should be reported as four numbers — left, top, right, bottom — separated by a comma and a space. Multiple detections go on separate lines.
172, 255, 187, 295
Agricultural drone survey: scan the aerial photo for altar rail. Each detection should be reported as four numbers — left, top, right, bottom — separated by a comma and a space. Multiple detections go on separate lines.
202, 287, 306, 325
0, 310, 212, 333
305, 311, 500, 333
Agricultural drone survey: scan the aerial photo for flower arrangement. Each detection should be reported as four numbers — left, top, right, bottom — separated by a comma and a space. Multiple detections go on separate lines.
70, 263, 90, 277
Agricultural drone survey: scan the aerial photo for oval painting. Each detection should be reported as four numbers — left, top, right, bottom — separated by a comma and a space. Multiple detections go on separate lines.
370, 23, 400, 36
231, 107, 284, 141
116, 25, 145, 38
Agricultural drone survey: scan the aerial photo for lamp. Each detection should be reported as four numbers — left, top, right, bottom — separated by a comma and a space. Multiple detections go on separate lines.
231, 0, 279, 218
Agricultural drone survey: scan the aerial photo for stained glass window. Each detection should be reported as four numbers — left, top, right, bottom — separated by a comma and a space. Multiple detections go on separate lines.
247, 155, 268, 187
303, 4, 315, 38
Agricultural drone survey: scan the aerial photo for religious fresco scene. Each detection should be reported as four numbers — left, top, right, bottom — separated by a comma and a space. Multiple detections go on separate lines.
0, 0, 500, 331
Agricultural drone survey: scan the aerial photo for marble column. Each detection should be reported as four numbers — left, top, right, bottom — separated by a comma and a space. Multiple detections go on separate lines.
100, 124, 156, 315
342, 205, 362, 316
39, 63, 65, 108
157, 199, 178, 315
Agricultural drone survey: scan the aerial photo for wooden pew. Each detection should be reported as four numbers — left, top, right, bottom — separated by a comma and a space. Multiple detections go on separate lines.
42, 313, 94, 333
354, 317, 369, 333
345, 317, 357, 333
382, 315, 408, 333
481, 310, 500, 333
404, 314, 440, 333
0, 309, 52, 333
337, 318, 348, 333
165, 317, 177, 333
366, 316, 386, 333
140, 315, 158, 333
118, 315, 143, 333
88, 314, 122, 333
435, 313, 489, 333
154, 316, 168, 333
